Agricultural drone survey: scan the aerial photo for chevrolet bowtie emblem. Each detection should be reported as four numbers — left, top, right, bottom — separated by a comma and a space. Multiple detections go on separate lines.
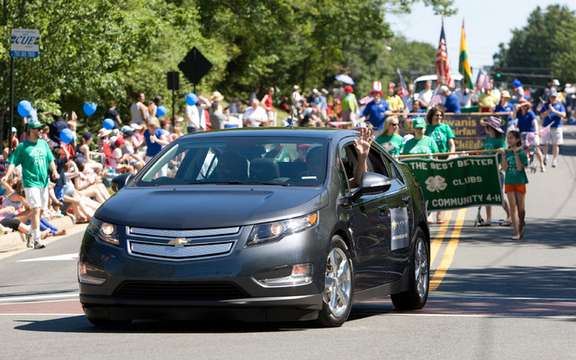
168, 238, 188, 247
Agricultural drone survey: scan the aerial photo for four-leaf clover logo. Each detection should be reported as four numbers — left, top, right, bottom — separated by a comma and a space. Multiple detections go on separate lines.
425, 176, 447, 192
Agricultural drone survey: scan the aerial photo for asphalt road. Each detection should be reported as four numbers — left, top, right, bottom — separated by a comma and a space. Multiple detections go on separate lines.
1, 128, 575, 360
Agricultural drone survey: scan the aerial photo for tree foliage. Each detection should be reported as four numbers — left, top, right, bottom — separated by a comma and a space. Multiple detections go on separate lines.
0, 0, 453, 123
493, 4, 576, 86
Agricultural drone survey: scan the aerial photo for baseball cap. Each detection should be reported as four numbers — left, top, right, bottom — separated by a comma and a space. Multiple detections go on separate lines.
28, 120, 44, 129
11, 127, 17, 133
550, 89, 558, 97
412, 117, 426, 129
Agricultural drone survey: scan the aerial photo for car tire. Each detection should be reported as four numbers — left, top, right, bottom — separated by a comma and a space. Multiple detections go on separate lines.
316, 235, 354, 327
86, 316, 132, 329
391, 229, 429, 310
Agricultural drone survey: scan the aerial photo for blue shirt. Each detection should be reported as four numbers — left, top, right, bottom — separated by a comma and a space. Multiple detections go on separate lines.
362, 99, 389, 129
444, 94, 461, 113
144, 129, 166, 157
542, 102, 566, 128
516, 110, 537, 133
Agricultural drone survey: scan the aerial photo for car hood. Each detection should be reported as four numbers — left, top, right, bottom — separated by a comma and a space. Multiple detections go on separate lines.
95, 186, 327, 229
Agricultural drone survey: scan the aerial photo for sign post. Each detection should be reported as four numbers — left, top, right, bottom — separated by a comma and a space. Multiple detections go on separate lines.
7, 28, 40, 145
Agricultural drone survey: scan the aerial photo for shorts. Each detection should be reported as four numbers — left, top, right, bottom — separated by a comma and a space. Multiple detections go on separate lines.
504, 184, 526, 194
24, 187, 49, 210
541, 127, 563, 145
1, 217, 21, 231
520, 132, 540, 148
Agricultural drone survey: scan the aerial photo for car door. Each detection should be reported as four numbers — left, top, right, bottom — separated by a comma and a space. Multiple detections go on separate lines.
378, 150, 413, 281
338, 141, 394, 289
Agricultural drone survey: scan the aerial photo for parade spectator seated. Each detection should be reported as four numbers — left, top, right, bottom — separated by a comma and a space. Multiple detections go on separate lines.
211, 152, 249, 181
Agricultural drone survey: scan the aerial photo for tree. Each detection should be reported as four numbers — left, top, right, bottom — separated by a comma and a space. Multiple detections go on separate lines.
493, 4, 576, 86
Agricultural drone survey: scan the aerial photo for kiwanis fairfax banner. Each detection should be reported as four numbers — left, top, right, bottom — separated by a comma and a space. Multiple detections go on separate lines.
401, 155, 503, 211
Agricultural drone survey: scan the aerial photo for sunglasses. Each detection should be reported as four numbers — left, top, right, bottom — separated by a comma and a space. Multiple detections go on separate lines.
433, 114, 443, 117
391, 123, 399, 127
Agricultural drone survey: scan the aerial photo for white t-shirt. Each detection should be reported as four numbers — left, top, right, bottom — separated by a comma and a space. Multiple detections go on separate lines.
418, 89, 433, 107
243, 106, 268, 127
185, 105, 201, 129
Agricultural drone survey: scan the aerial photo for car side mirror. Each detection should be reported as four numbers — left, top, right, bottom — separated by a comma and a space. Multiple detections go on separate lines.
350, 172, 392, 202
111, 174, 132, 192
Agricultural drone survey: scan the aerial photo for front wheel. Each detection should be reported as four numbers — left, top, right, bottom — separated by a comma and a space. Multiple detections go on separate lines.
316, 235, 354, 327
391, 232, 429, 310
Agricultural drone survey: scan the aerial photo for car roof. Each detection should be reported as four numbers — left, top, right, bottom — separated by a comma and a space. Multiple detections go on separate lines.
414, 73, 463, 82
178, 128, 359, 142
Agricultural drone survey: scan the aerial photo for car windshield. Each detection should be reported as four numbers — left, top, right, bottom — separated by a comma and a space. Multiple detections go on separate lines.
136, 136, 329, 187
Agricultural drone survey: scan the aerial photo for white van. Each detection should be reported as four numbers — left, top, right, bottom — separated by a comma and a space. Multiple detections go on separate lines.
413, 73, 463, 99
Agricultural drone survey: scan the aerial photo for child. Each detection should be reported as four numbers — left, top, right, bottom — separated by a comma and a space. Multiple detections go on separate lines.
500, 130, 528, 240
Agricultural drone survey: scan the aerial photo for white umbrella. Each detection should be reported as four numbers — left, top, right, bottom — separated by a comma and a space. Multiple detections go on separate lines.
335, 74, 355, 85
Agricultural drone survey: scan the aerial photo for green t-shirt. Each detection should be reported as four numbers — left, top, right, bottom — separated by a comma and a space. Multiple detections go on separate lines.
425, 123, 455, 153
504, 149, 529, 185
402, 135, 439, 155
8, 139, 55, 188
376, 133, 403, 156
483, 136, 506, 163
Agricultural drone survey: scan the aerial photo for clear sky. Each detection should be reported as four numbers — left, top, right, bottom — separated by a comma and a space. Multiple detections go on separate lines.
387, 0, 576, 72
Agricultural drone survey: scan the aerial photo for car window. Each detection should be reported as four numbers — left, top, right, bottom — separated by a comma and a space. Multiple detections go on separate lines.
137, 137, 329, 187
367, 146, 391, 178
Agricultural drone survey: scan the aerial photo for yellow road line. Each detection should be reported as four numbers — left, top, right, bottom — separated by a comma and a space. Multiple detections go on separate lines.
430, 208, 467, 291
430, 210, 453, 264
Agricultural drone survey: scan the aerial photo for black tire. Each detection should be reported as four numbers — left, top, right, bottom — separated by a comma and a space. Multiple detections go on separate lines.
391, 230, 429, 310
86, 317, 132, 329
316, 235, 354, 327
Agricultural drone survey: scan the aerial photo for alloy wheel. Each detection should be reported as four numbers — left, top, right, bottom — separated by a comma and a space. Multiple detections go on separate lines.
323, 247, 352, 317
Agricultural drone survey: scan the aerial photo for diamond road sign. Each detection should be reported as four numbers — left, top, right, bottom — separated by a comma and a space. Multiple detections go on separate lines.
10, 28, 40, 58
178, 47, 212, 85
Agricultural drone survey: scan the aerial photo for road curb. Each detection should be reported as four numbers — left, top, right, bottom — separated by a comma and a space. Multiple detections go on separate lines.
0, 217, 87, 258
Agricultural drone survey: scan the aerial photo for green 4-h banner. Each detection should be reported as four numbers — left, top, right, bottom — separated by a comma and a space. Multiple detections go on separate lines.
401, 155, 503, 211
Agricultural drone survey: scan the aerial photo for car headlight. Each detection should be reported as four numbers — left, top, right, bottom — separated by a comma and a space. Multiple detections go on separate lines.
87, 218, 120, 246
247, 212, 319, 246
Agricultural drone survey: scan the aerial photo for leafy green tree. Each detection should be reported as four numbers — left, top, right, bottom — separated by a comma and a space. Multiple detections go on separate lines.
493, 4, 576, 86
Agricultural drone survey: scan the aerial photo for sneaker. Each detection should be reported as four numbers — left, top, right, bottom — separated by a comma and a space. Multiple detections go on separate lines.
543, 156, 548, 166
33, 240, 46, 249
552, 159, 558, 168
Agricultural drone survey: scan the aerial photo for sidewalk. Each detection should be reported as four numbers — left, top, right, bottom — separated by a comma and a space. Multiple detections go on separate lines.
0, 216, 87, 256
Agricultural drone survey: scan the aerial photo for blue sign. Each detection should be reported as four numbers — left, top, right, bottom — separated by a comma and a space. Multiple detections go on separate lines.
10, 29, 40, 58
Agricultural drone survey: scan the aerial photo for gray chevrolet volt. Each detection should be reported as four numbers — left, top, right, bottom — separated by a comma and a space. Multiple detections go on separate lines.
79, 129, 430, 327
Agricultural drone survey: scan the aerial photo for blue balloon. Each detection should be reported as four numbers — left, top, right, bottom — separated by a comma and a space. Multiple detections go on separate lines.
59, 128, 76, 144
186, 93, 198, 106
17, 100, 33, 117
103, 118, 115, 130
156, 105, 167, 118
83, 102, 97, 117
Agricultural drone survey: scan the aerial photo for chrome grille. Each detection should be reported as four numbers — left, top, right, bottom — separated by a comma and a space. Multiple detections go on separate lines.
125, 226, 242, 261
130, 241, 233, 260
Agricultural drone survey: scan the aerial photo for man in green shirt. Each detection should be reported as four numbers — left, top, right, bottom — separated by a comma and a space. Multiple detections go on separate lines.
3, 120, 59, 249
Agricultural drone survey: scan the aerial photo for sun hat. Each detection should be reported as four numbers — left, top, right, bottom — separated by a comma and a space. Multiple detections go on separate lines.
481, 116, 504, 134
129, 123, 143, 130
98, 128, 112, 138
501, 90, 511, 99
552, 79, 560, 87
210, 91, 224, 102
412, 117, 426, 129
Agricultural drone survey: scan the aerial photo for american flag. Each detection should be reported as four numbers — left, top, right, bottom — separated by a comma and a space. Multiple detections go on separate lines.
475, 69, 492, 90
435, 20, 453, 88
396, 68, 409, 98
